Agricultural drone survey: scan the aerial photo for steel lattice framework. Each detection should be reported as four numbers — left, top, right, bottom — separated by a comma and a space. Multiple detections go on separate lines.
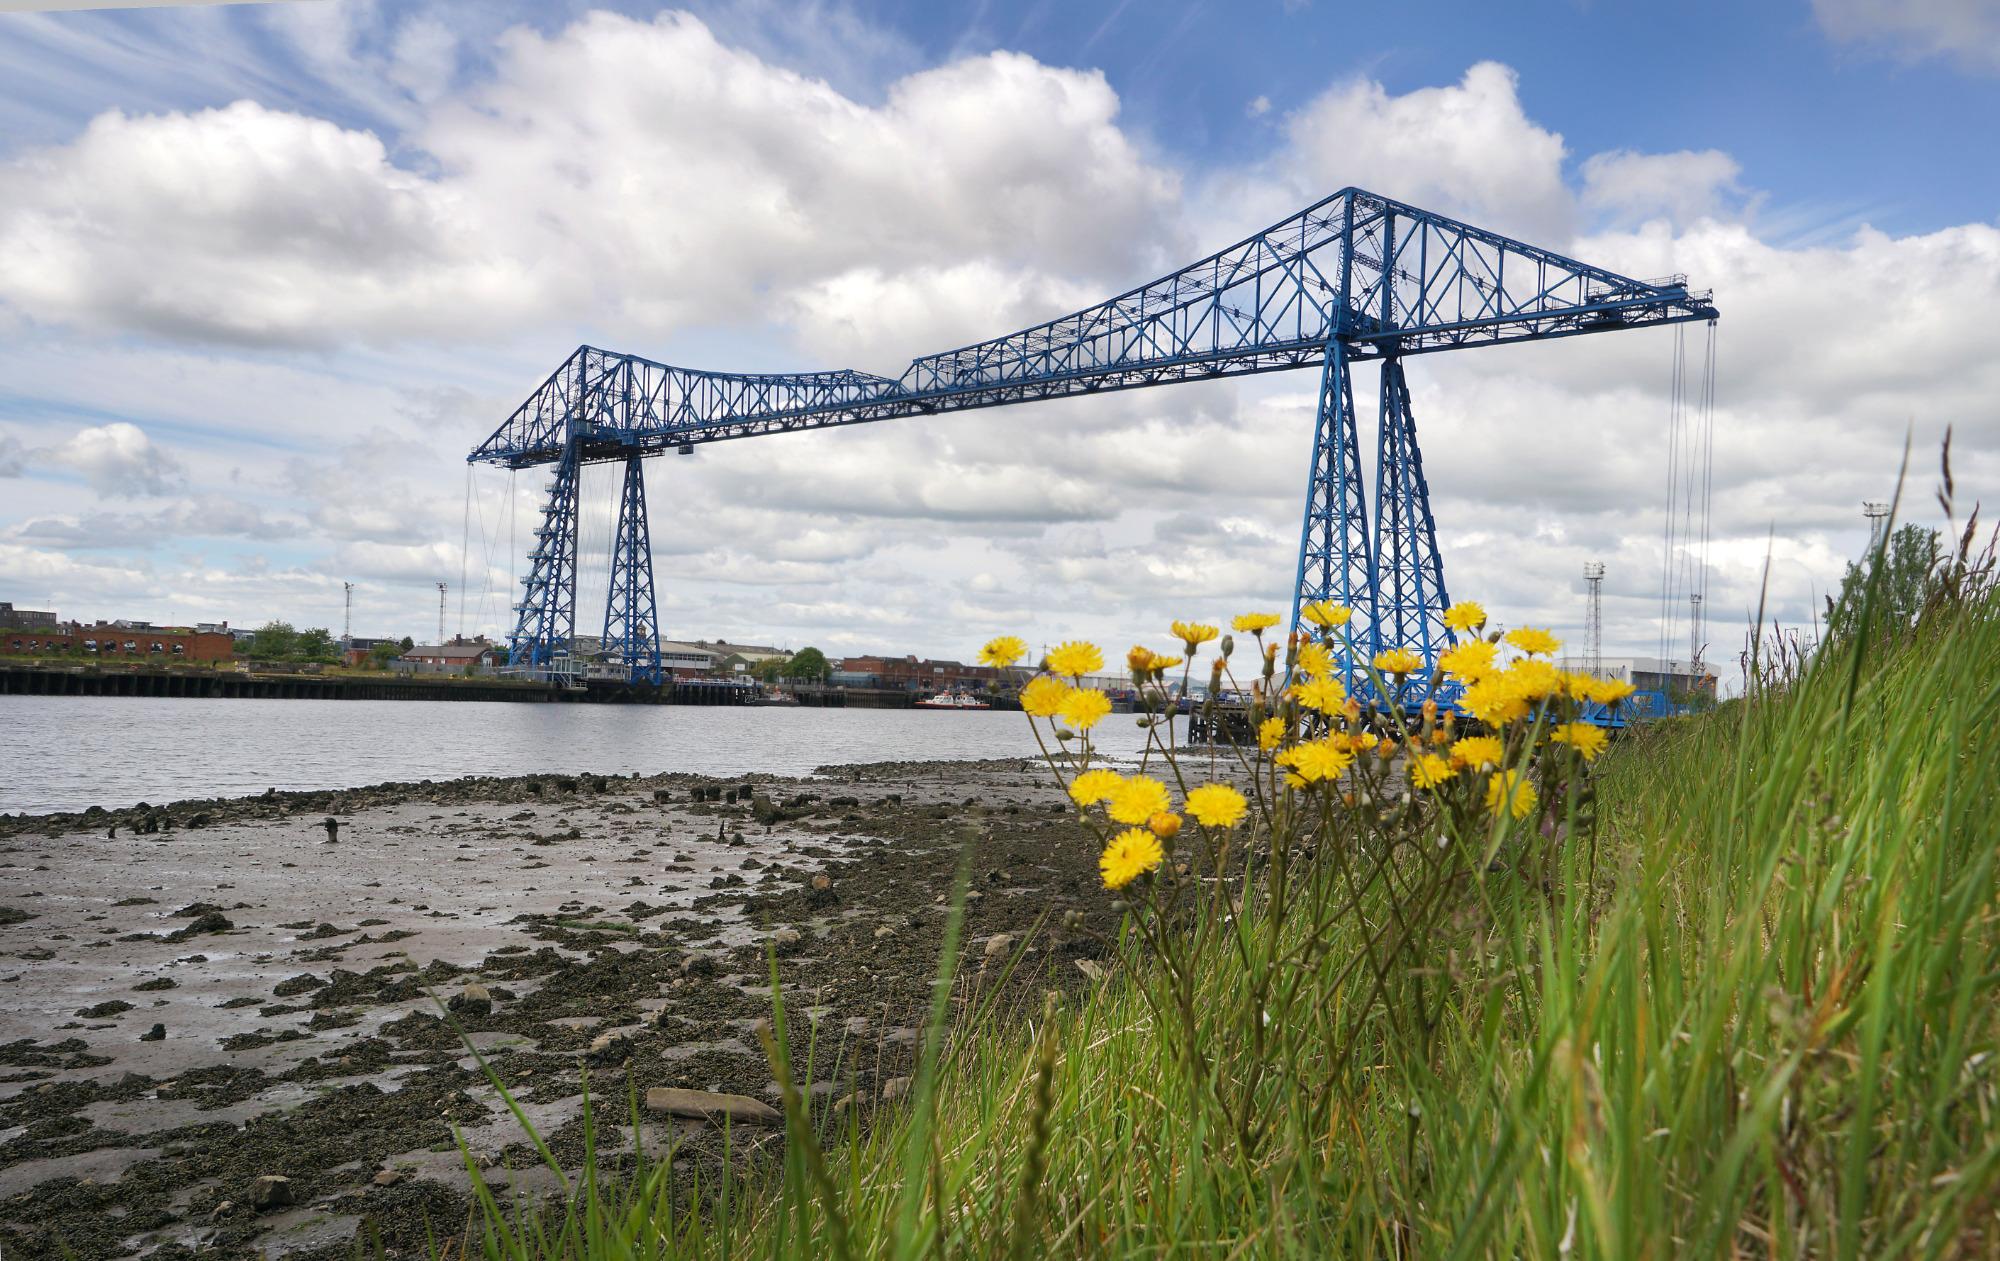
473, 187, 1717, 688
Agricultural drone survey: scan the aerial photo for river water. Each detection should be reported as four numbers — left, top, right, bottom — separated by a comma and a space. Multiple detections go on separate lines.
0, 696, 1162, 815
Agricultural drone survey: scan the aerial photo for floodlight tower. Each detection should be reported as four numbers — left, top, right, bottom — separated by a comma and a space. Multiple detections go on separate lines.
342, 582, 354, 644
437, 582, 447, 645
1583, 561, 1605, 678
1863, 501, 1891, 552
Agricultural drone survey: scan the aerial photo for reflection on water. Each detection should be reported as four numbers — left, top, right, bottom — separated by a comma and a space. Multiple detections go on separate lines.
0, 696, 1159, 815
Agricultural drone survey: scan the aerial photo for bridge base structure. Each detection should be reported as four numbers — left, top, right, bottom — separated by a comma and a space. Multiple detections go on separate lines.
1291, 345, 1458, 706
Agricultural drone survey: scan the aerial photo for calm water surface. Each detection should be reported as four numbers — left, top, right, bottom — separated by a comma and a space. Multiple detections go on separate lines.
0, 696, 1159, 815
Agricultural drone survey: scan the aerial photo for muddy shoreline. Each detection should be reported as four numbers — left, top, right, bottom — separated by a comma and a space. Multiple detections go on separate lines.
0, 760, 1117, 1260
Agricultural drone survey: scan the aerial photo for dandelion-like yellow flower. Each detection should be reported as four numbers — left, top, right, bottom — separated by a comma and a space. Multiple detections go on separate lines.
1504, 627, 1561, 657
1126, 646, 1158, 678
1169, 620, 1219, 652
1018, 675, 1071, 718
1485, 769, 1538, 821
1046, 641, 1103, 679
1372, 647, 1425, 675
1409, 752, 1454, 790
1558, 670, 1599, 701
1099, 828, 1164, 890
1503, 658, 1562, 701
1068, 768, 1123, 806
1280, 739, 1353, 786
1438, 639, 1498, 681
1147, 811, 1182, 840
1107, 775, 1172, 825
1589, 677, 1637, 707
1256, 716, 1287, 751
1443, 601, 1487, 634
979, 635, 1027, 668
1550, 721, 1610, 762
1459, 677, 1529, 727
1293, 676, 1347, 714
1296, 640, 1333, 680
1300, 601, 1352, 629
1151, 654, 1183, 672
1057, 687, 1112, 731
1184, 783, 1248, 828
1231, 612, 1281, 635
1450, 735, 1505, 771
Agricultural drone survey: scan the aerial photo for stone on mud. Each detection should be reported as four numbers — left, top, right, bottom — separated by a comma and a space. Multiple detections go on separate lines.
643, 1087, 781, 1125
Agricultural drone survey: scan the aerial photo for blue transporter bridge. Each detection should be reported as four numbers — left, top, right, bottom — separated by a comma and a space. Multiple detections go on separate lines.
471, 188, 1716, 699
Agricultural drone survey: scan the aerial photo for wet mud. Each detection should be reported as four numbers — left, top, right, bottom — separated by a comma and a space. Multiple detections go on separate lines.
0, 759, 1117, 1259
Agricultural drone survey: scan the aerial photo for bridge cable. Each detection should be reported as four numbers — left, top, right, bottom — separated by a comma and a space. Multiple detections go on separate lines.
1659, 325, 1687, 668
457, 465, 472, 639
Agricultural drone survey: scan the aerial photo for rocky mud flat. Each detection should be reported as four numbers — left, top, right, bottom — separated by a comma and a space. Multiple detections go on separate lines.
0, 759, 1120, 1260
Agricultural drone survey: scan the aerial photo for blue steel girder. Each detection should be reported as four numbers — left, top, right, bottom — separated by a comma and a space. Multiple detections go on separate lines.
602, 454, 663, 686
469, 188, 1716, 469
1289, 340, 1373, 681
506, 439, 582, 669
1370, 357, 1455, 704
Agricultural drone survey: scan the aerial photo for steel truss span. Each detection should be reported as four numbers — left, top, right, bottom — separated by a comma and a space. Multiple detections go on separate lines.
473, 186, 1718, 688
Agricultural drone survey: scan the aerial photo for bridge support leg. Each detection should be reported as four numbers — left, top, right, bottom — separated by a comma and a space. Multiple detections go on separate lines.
1290, 340, 1374, 685
603, 454, 663, 685
507, 439, 582, 673
1370, 357, 1454, 702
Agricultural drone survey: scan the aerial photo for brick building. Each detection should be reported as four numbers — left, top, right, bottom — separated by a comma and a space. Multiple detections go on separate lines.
3, 620, 235, 662
0, 603, 58, 629
836, 654, 1017, 693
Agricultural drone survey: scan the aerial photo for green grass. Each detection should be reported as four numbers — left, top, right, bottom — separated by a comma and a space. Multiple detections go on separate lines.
457, 588, 2000, 1259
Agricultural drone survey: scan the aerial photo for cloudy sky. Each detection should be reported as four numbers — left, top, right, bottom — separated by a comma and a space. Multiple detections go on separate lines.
1, 0, 1995, 677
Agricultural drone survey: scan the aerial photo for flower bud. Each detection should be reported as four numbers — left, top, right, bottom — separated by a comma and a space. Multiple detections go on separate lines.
1219, 634, 1235, 660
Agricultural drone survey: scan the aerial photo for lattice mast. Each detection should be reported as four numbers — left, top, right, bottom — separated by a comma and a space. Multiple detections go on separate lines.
1583, 562, 1605, 679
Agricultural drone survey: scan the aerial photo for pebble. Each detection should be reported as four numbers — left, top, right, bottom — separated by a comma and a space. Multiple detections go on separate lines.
251, 1175, 294, 1210
983, 933, 1015, 962
880, 1076, 912, 1103
448, 983, 492, 1018
372, 1169, 406, 1188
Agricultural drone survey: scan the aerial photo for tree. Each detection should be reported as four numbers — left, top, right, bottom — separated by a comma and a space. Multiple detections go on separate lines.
295, 627, 339, 664
781, 647, 831, 682
247, 621, 298, 661
1826, 523, 1938, 642
399, 635, 415, 652
368, 641, 402, 669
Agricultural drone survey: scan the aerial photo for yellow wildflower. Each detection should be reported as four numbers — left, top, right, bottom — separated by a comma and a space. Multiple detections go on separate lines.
1438, 639, 1498, 681
1504, 658, 1562, 701
1184, 783, 1248, 829
1169, 620, 1219, 652
1300, 601, 1352, 629
1056, 687, 1112, 731
1550, 721, 1610, 762
1151, 654, 1183, 672
1232, 612, 1281, 635
1450, 735, 1505, 771
1504, 627, 1561, 657
1067, 768, 1123, 807
1443, 601, 1487, 634
1589, 677, 1637, 707
1485, 769, 1538, 821
1296, 640, 1334, 680
1280, 739, 1353, 786
1046, 641, 1103, 680
1409, 752, 1454, 790
1344, 730, 1381, 753
1459, 677, 1529, 726
1147, 811, 1182, 840
1107, 775, 1172, 825
1294, 676, 1347, 714
1126, 645, 1157, 676
1018, 674, 1070, 718
1099, 828, 1164, 890
1558, 670, 1599, 700
1373, 647, 1425, 675
1256, 716, 1287, 750
979, 635, 1027, 668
